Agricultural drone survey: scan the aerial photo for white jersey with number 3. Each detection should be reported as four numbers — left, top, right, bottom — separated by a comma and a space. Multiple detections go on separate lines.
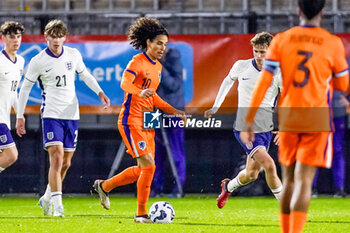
0, 51, 24, 128
25, 46, 86, 120
229, 59, 282, 132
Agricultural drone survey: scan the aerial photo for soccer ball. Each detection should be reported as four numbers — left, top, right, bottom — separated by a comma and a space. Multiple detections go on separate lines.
149, 201, 175, 223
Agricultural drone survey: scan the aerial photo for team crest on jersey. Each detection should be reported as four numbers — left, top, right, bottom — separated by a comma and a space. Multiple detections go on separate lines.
47, 132, 54, 140
158, 71, 162, 81
0, 135, 7, 143
138, 141, 146, 150
65, 61, 73, 71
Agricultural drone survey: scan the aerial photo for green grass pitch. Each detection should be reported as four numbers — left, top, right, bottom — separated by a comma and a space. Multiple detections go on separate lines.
0, 195, 349, 233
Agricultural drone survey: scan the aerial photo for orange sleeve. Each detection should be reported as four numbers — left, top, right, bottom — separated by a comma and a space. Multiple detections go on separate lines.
333, 74, 349, 92
120, 71, 142, 95
153, 93, 177, 115
120, 59, 142, 95
245, 70, 274, 123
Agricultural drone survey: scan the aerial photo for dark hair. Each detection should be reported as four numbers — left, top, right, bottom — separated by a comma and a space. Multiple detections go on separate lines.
128, 17, 168, 51
45, 19, 67, 37
298, 0, 325, 20
0, 21, 24, 35
250, 32, 273, 47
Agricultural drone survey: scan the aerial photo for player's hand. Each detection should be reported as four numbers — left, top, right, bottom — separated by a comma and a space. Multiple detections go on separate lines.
204, 108, 214, 118
98, 91, 111, 109
139, 89, 155, 99
272, 131, 280, 145
174, 110, 187, 125
240, 123, 255, 144
16, 117, 26, 137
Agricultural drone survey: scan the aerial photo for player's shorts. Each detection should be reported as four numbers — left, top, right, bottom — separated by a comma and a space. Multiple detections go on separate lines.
234, 131, 272, 158
0, 123, 15, 150
42, 118, 79, 152
118, 124, 155, 158
278, 132, 333, 168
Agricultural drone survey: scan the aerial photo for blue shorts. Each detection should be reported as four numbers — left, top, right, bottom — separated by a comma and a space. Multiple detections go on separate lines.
234, 131, 272, 158
0, 123, 15, 150
42, 118, 79, 152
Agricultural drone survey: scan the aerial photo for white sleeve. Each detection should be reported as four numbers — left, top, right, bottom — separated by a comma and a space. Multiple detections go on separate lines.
17, 78, 35, 118
211, 74, 235, 114
79, 68, 103, 95
75, 49, 86, 73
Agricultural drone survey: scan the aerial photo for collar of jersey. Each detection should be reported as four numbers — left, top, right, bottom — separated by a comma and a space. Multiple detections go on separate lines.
45, 47, 64, 58
2, 50, 17, 64
299, 25, 317, 28
252, 59, 261, 72
143, 52, 156, 65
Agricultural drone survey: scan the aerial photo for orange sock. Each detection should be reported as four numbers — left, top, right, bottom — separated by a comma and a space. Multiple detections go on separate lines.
290, 211, 307, 233
102, 166, 141, 192
137, 165, 156, 216
280, 212, 290, 233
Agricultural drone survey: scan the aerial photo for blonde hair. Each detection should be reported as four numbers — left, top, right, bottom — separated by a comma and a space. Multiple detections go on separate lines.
250, 32, 273, 47
44, 19, 67, 37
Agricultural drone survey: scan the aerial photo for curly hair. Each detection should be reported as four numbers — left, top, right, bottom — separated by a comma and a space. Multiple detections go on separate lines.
250, 32, 273, 47
0, 21, 25, 35
128, 17, 168, 51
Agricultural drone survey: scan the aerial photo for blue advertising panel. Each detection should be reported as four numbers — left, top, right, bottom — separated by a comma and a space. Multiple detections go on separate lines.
14, 42, 193, 105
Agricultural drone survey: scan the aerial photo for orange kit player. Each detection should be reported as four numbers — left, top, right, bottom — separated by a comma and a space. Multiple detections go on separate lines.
241, 0, 349, 232
93, 17, 186, 223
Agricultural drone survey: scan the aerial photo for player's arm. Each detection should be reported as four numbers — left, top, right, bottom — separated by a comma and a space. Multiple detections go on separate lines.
121, 64, 154, 98
16, 78, 35, 137
332, 37, 349, 92
153, 93, 186, 123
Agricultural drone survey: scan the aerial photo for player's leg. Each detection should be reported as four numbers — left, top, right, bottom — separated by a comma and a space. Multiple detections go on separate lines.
61, 120, 78, 182
135, 152, 155, 223
253, 148, 282, 200
0, 146, 18, 172
41, 118, 65, 217
279, 163, 295, 233
217, 154, 261, 208
228, 154, 261, 191
289, 162, 316, 233
288, 132, 332, 233
47, 145, 65, 217
0, 124, 18, 172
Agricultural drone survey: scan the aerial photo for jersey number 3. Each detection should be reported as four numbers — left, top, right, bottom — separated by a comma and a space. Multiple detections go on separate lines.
294, 50, 312, 87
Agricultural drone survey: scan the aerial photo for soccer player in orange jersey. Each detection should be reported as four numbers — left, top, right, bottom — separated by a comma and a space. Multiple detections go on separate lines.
93, 17, 186, 223
241, 0, 349, 232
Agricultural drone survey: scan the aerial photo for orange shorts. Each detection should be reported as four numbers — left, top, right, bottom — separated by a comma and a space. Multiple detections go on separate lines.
118, 124, 155, 158
278, 132, 333, 168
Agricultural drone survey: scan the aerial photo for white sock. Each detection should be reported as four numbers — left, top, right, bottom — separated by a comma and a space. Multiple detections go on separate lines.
51, 191, 63, 209
271, 185, 283, 200
43, 184, 51, 201
227, 174, 244, 192
0, 166, 5, 173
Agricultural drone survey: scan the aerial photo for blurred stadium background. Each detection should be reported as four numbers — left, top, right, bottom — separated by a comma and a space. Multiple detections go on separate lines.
1, 0, 350, 196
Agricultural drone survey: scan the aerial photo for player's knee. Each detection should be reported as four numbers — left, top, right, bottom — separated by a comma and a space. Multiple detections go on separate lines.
246, 170, 259, 181
62, 160, 71, 171
8, 149, 18, 165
